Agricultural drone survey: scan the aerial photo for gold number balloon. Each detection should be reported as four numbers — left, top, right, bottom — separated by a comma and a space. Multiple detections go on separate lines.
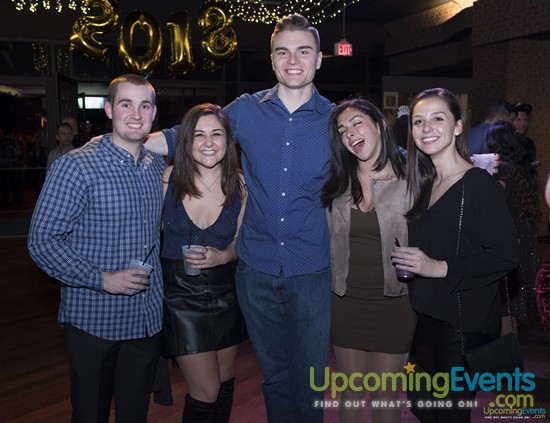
119, 10, 163, 75
69, 0, 120, 61
198, 3, 238, 72
166, 11, 196, 74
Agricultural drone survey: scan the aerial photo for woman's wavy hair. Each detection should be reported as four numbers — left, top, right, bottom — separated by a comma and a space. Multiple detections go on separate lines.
405, 88, 468, 220
321, 97, 405, 209
171, 103, 242, 206
485, 121, 539, 227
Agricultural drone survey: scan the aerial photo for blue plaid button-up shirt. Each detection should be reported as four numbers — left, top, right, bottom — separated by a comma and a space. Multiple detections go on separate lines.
28, 135, 166, 340
164, 85, 334, 277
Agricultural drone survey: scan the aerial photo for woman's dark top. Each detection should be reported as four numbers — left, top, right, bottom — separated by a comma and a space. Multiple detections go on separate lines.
161, 183, 241, 259
408, 167, 520, 334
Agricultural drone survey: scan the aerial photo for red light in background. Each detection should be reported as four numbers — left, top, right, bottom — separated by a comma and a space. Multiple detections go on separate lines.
334, 41, 353, 56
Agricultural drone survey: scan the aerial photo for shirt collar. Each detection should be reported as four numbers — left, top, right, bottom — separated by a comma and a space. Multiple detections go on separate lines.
99, 134, 152, 169
260, 84, 328, 115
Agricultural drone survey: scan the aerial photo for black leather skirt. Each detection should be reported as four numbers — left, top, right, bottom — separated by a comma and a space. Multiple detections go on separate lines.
161, 258, 248, 356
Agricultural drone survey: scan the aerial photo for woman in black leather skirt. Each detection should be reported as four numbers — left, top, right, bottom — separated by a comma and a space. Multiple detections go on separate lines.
161, 103, 247, 422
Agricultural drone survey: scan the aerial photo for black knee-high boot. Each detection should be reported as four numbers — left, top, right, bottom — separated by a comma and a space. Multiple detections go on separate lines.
182, 394, 216, 423
212, 378, 235, 423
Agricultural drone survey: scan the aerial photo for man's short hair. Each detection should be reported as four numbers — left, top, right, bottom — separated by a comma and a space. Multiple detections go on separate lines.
107, 74, 156, 105
56, 122, 73, 133
485, 99, 515, 120
270, 14, 320, 53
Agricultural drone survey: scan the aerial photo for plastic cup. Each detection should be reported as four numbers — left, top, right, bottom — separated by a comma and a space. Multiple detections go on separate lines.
472, 154, 496, 175
394, 246, 419, 282
181, 245, 204, 276
128, 259, 153, 278
396, 267, 415, 281
128, 260, 153, 293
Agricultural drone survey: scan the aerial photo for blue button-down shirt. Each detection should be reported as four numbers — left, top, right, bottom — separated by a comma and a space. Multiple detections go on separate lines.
164, 85, 334, 277
28, 135, 166, 340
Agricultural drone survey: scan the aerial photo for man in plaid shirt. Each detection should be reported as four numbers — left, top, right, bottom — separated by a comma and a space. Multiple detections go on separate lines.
28, 74, 166, 423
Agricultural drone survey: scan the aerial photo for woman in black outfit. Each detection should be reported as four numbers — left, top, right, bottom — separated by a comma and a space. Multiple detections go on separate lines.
161, 104, 248, 422
485, 121, 539, 335
391, 88, 519, 422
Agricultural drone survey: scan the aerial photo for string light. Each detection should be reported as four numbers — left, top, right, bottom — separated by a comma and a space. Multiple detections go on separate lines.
216, 0, 362, 25
11, 0, 361, 23
55, 45, 70, 73
32, 43, 49, 72
11, 0, 87, 13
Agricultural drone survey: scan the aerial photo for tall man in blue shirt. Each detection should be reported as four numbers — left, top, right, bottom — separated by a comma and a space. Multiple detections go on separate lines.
145, 14, 333, 422
28, 74, 166, 423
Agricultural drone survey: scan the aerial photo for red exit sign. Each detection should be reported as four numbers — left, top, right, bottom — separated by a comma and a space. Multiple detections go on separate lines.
334, 41, 353, 56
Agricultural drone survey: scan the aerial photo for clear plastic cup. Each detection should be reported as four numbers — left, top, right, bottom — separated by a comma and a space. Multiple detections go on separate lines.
181, 245, 204, 276
472, 154, 496, 175
128, 259, 153, 277
128, 259, 153, 293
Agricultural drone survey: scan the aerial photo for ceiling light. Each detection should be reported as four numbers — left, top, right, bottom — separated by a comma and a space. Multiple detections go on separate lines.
216, 0, 362, 25
10, 0, 87, 13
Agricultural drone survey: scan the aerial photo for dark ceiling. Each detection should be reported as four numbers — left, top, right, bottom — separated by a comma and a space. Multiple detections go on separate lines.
0, 0, 454, 62
335, 0, 450, 23
0, 0, 452, 40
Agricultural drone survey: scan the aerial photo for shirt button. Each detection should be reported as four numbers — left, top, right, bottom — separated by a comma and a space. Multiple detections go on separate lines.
280, 218, 284, 222
280, 242, 285, 246
289, 117, 293, 122
281, 192, 286, 197
283, 167, 288, 172
286, 142, 290, 146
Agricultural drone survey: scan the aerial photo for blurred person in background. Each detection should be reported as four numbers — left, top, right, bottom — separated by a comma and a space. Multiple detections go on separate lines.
467, 99, 516, 154
46, 122, 74, 172
513, 103, 538, 167
485, 121, 539, 334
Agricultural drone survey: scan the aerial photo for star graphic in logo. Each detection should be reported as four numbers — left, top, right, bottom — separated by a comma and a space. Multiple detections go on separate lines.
404, 361, 416, 373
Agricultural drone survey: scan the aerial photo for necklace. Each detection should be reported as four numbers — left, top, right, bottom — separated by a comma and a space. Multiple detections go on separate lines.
364, 172, 393, 179
198, 172, 221, 192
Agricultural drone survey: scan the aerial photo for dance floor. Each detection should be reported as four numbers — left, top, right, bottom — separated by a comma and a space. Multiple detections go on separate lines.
1, 236, 549, 422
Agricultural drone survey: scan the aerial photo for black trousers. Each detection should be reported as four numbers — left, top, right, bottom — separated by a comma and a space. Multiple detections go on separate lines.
408, 315, 494, 423
64, 324, 160, 423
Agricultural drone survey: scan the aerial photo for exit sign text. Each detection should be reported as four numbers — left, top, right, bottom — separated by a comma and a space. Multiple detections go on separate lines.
334, 41, 353, 56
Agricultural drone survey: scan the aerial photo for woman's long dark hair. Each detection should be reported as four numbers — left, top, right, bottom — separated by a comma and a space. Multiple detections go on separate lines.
321, 97, 405, 209
171, 103, 242, 206
405, 88, 469, 220
485, 121, 539, 228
